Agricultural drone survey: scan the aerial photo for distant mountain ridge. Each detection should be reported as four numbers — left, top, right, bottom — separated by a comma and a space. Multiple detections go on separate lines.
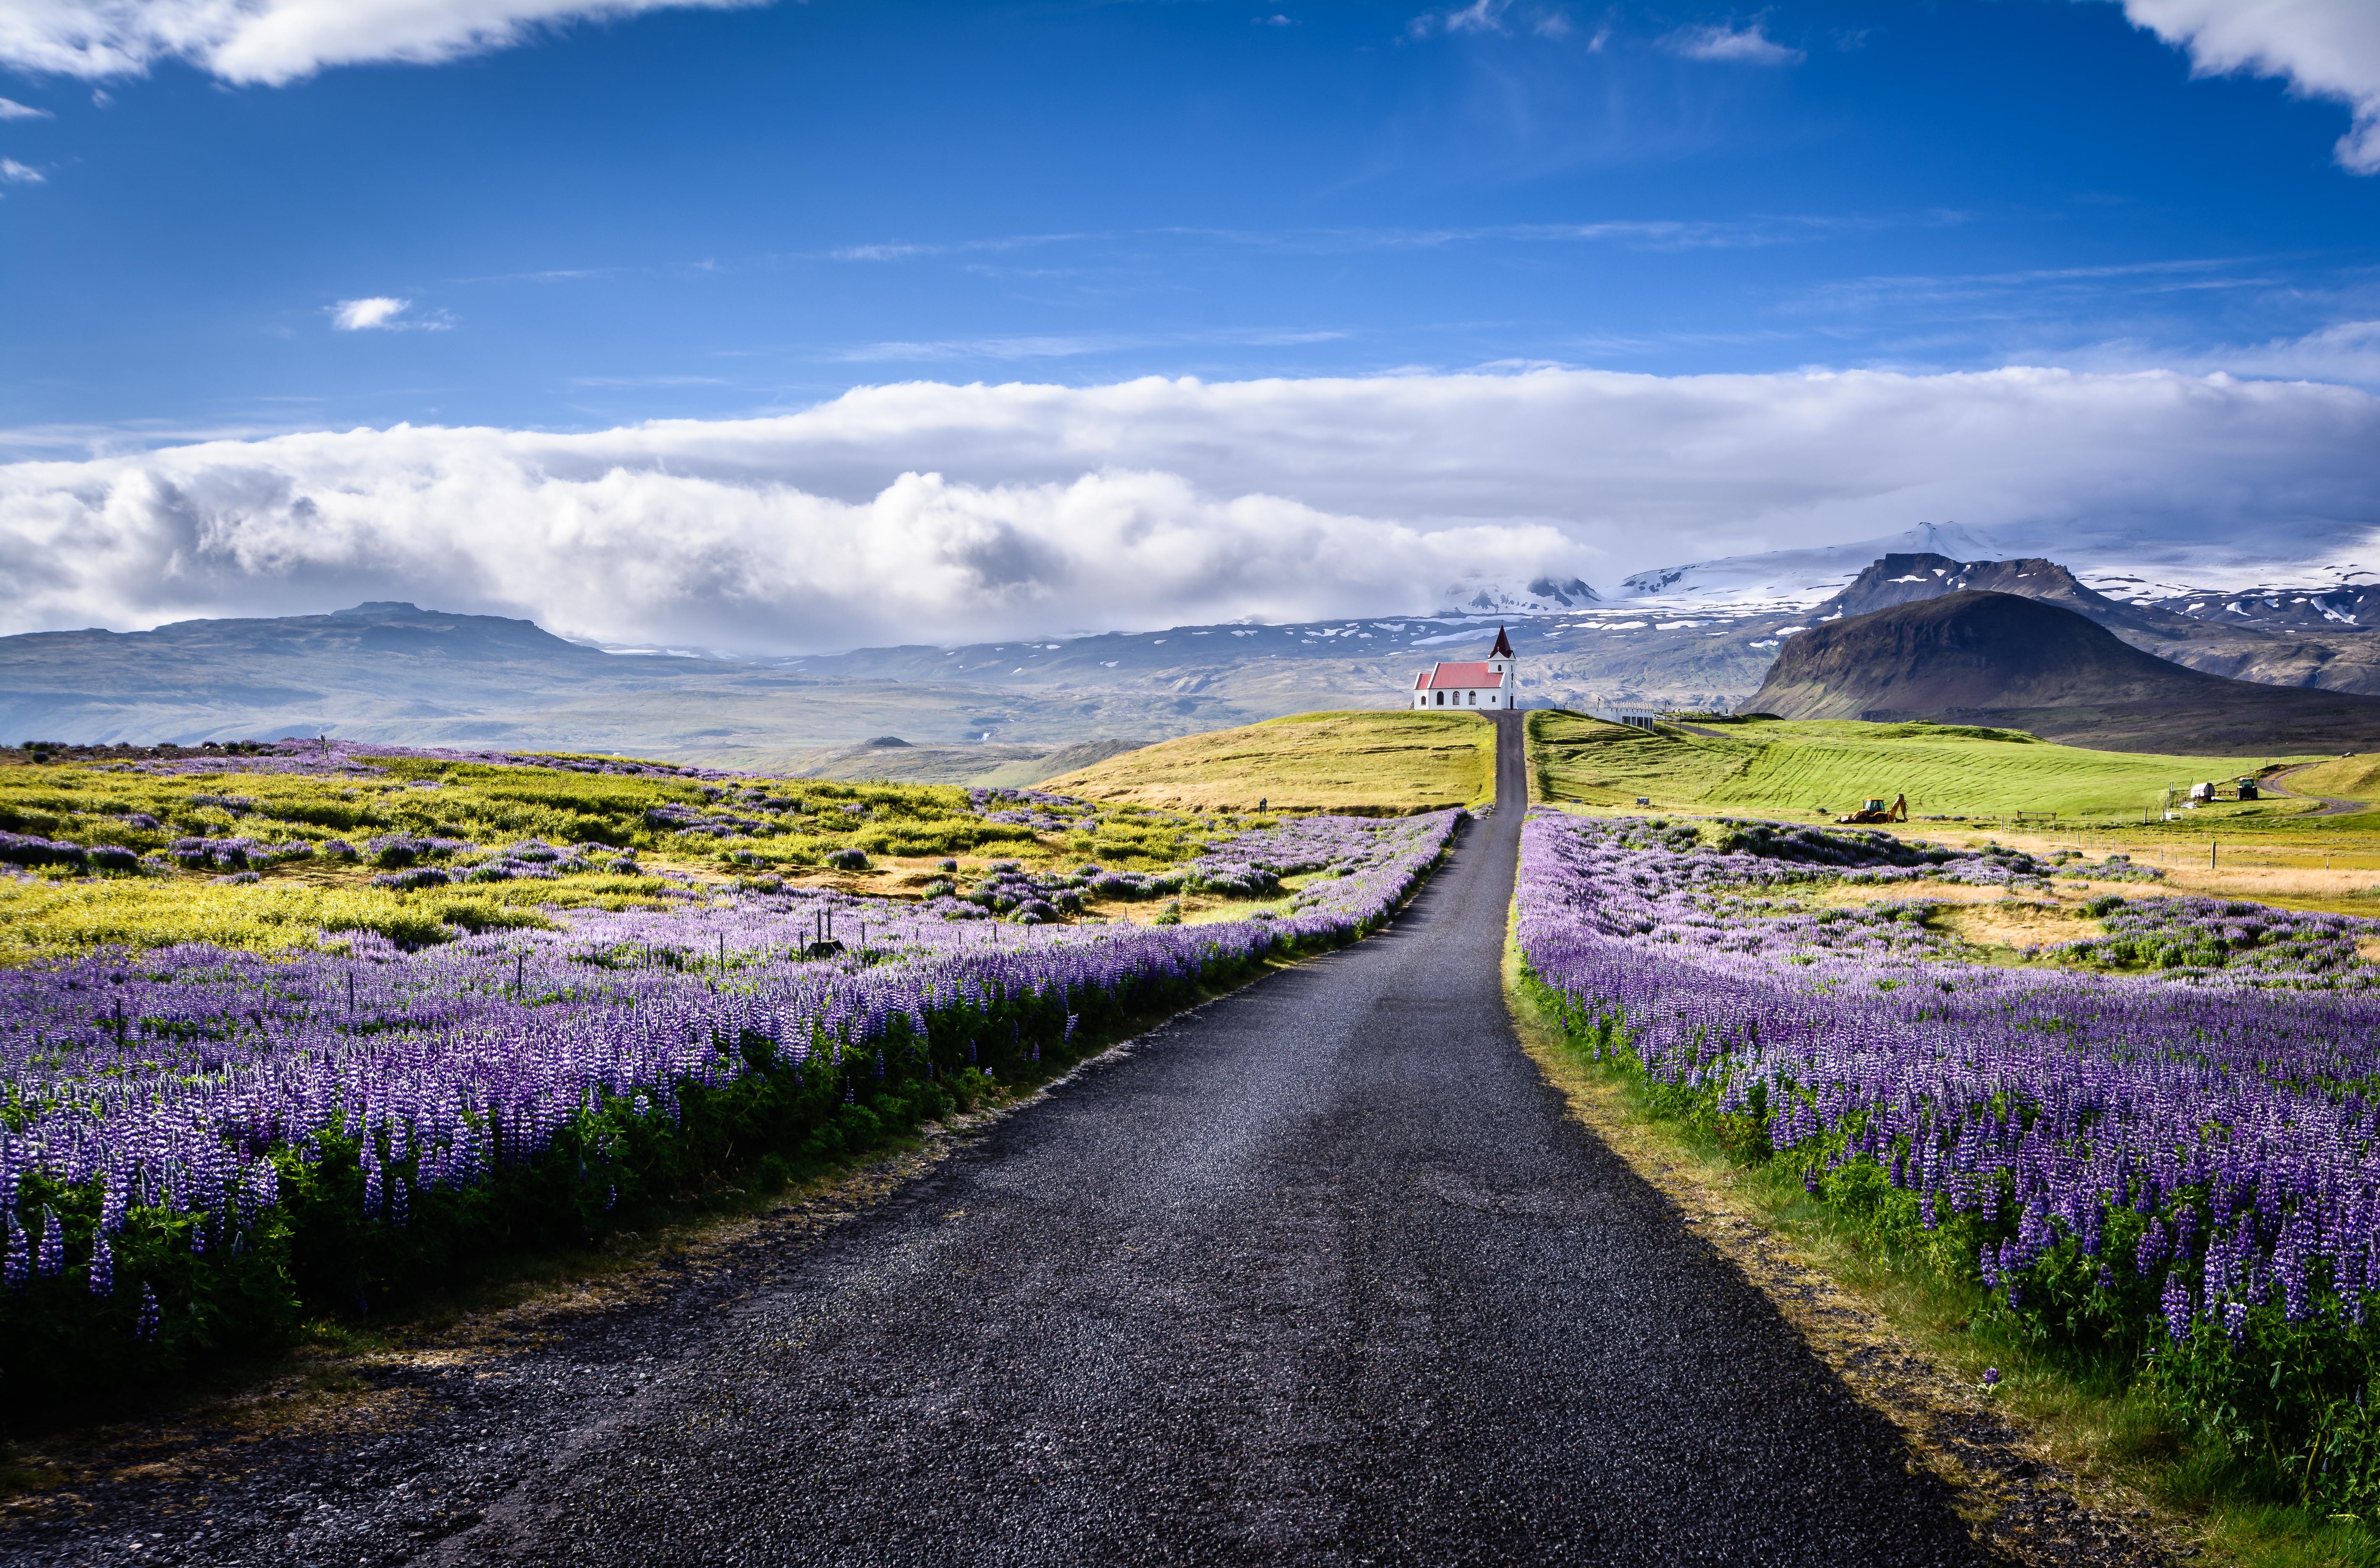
1801, 552, 2380, 695
15, 536, 2380, 769
1745, 592, 2380, 755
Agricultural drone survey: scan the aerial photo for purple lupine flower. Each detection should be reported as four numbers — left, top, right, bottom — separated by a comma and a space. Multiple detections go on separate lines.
35, 1207, 62, 1277
136, 1284, 159, 1341
2161, 1274, 2192, 1342
89, 1233, 114, 1297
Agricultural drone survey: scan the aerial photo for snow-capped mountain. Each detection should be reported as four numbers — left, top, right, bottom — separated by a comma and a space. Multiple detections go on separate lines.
1614, 523, 2009, 610
1443, 576, 1602, 614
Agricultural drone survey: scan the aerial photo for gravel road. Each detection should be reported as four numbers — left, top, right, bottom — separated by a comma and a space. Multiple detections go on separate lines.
2262, 762, 2369, 817
15, 713, 1993, 1566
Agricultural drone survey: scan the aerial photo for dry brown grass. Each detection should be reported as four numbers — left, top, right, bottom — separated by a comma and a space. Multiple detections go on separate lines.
1938, 900, 2085, 952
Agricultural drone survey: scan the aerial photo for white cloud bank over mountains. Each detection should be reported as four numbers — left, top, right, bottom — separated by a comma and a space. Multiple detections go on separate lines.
5, 367, 2377, 653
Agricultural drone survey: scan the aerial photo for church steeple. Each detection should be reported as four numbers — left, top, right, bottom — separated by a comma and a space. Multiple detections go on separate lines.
1490, 625, 1514, 659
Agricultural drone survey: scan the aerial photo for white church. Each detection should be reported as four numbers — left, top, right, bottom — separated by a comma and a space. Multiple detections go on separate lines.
1411, 626, 1517, 709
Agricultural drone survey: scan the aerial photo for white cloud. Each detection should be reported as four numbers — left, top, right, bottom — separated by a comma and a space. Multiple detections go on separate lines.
3, 366, 2377, 651
0, 97, 51, 118
2118, 0, 2380, 173
1441, 0, 1507, 34
0, 0, 759, 87
0, 158, 44, 183
1663, 23, 1803, 65
332, 296, 410, 331
329, 296, 451, 331
2086, 318, 2380, 387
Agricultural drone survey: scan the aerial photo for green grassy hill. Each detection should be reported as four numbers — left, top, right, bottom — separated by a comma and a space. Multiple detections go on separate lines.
2281, 753, 2380, 803
1045, 710, 1493, 814
1528, 712, 2311, 821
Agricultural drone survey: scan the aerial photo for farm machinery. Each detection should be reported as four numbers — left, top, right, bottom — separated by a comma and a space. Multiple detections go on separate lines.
1836, 793, 1908, 825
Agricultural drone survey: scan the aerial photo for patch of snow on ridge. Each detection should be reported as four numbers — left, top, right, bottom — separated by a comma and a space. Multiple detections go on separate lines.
1614, 522, 2007, 611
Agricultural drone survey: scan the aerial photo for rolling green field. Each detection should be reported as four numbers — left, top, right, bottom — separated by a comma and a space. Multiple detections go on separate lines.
2285, 752, 2380, 803
1527, 711, 2320, 823
1045, 710, 1493, 814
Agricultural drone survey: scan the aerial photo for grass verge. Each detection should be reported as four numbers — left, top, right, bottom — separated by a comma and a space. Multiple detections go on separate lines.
1502, 915, 2380, 1568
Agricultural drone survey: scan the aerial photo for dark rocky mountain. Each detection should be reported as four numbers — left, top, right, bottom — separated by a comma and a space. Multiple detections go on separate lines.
1808, 554, 2380, 695
1745, 591, 2380, 754
1819, 555, 2132, 623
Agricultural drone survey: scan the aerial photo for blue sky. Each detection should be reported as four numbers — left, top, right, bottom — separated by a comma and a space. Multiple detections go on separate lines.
3, 1, 2380, 651
3, 0, 2376, 443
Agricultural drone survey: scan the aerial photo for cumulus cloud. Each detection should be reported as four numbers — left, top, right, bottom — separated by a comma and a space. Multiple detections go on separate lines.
4, 367, 2378, 651
331, 296, 410, 330
0, 0, 758, 87
328, 296, 449, 331
1662, 22, 1803, 65
0, 97, 51, 118
2119, 0, 2380, 173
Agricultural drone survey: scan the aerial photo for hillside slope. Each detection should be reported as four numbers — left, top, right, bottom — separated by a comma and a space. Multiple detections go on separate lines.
1745, 592, 2380, 754
1045, 711, 1493, 814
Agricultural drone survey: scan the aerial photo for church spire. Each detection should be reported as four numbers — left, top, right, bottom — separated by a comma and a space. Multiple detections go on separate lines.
1490, 625, 1514, 659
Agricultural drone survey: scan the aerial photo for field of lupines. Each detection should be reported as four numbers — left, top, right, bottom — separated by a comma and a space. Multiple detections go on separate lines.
1517, 811, 2380, 1510
0, 741, 1458, 1412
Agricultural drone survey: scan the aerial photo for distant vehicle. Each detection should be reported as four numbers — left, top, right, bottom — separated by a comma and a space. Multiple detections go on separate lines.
1836, 793, 1908, 825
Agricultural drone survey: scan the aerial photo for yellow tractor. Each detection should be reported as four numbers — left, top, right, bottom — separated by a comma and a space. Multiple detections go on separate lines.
1836, 793, 1908, 825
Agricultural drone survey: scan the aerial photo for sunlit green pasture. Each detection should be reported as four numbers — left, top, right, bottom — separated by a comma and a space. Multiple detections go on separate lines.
1047, 710, 1493, 814
1528, 712, 2319, 822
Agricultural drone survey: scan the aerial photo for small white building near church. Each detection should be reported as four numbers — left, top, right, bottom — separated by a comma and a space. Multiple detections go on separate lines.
1411, 626, 1517, 710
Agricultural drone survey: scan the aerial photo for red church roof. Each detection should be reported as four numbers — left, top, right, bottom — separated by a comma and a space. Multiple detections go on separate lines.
1415, 661, 1506, 691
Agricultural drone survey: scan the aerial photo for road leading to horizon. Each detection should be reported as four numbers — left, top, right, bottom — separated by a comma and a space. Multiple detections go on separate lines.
427, 712, 1984, 1566
16, 713, 1991, 1567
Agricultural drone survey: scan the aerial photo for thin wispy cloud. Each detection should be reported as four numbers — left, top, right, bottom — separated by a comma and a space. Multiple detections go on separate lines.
0, 158, 44, 184
0, 97, 51, 120
1798, 256, 2270, 311
820, 232, 1095, 264
816, 216, 1868, 270
567, 374, 730, 387
456, 266, 624, 285
1662, 23, 1804, 66
829, 325, 1357, 363
830, 335, 1134, 363
1406, 0, 1573, 42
